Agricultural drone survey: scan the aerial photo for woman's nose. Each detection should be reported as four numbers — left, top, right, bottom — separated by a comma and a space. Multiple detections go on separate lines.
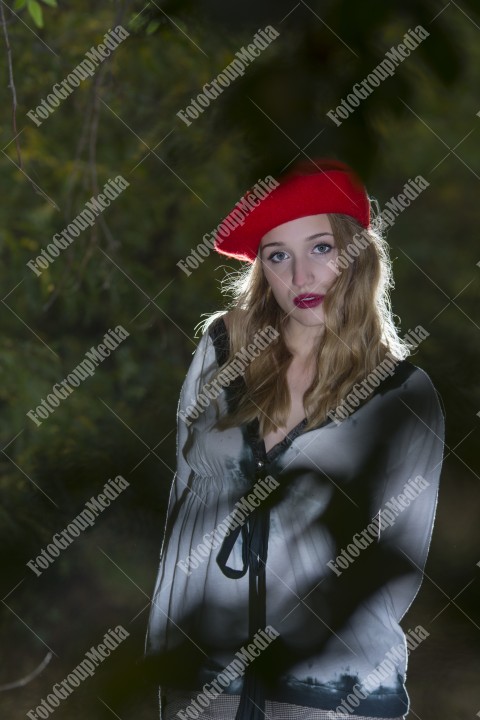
291, 257, 314, 287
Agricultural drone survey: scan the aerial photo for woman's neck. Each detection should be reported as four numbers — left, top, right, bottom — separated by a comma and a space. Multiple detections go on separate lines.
284, 322, 324, 362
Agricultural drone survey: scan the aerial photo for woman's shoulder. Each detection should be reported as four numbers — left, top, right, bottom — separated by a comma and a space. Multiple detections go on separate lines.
216, 309, 242, 333
379, 357, 445, 424
206, 312, 230, 341
222, 311, 231, 331
203, 312, 232, 367
207, 309, 241, 337
395, 359, 440, 396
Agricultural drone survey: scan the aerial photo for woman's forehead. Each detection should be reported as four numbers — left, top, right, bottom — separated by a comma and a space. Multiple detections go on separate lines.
260, 214, 334, 246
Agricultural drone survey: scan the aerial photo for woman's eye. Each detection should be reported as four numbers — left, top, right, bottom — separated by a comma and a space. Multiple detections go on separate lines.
313, 243, 332, 254
268, 251, 288, 263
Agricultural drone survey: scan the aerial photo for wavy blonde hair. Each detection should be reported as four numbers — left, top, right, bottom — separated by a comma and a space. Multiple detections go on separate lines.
196, 212, 410, 435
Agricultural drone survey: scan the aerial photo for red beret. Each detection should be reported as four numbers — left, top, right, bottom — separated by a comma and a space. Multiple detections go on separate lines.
213, 158, 370, 262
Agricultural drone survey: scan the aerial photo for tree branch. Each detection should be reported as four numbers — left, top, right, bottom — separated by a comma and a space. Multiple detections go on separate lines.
0, 651, 52, 691
0, 1, 22, 169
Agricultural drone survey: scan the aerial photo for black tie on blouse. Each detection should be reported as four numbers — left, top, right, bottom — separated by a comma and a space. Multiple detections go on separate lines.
216, 460, 270, 720
211, 318, 271, 719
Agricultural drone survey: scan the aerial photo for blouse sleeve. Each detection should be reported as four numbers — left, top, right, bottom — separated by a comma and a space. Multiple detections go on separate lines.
158, 328, 216, 561
368, 364, 445, 623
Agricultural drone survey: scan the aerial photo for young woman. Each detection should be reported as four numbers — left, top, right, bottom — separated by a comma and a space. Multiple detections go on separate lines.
145, 159, 445, 720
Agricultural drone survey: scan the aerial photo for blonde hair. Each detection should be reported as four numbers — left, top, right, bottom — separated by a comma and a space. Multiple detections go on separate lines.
197, 212, 410, 435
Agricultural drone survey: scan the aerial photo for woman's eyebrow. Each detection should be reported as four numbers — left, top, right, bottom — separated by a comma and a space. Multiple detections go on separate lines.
261, 232, 334, 251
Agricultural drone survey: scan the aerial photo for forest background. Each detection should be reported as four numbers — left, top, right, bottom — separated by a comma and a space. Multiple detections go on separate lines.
0, 0, 479, 718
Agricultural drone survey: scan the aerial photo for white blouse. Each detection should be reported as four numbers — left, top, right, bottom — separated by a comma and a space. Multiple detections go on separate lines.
145, 316, 445, 719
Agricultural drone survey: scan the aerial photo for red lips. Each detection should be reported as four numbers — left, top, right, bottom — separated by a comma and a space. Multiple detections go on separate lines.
293, 293, 325, 309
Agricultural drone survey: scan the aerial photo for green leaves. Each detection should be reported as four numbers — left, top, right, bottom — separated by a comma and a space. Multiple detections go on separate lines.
27, 0, 43, 27
13, 0, 57, 28
146, 20, 161, 35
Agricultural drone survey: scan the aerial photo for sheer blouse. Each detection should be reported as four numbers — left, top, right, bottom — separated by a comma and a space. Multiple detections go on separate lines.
145, 316, 445, 719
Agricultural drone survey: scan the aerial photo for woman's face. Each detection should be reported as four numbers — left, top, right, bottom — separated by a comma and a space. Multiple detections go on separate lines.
258, 214, 339, 330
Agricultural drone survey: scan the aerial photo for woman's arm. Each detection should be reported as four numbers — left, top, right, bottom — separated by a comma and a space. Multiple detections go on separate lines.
158, 330, 216, 559
369, 365, 445, 622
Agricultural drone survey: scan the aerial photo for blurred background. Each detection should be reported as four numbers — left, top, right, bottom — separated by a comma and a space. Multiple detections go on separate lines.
0, 0, 479, 718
